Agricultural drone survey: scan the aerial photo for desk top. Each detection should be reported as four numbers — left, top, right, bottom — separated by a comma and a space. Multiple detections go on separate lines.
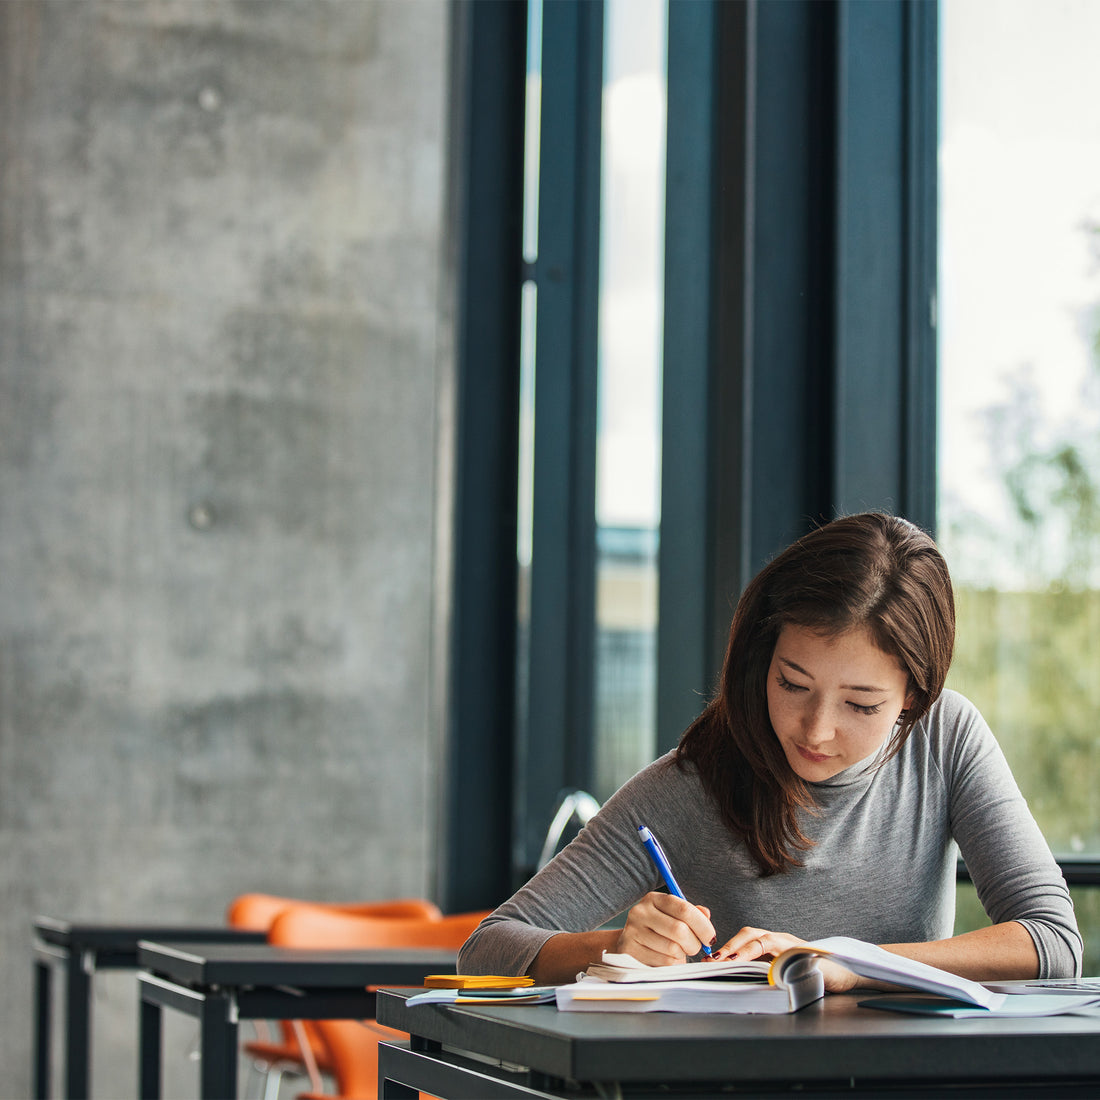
138, 941, 457, 989
377, 988, 1100, 1088
34, 916, 265, 953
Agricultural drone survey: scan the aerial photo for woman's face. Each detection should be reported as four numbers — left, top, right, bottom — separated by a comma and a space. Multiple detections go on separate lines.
766, 623, 913, 782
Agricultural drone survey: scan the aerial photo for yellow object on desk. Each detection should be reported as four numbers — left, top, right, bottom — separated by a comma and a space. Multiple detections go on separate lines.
423, 974, 534, 989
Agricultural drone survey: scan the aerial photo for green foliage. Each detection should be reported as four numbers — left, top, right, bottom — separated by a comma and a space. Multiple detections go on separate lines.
956, 883, 1100, 975
948, 586, 1100, 853
942, 326, 1100, 973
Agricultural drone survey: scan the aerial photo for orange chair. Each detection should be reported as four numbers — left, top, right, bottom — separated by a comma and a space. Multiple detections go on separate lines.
266, 905, 491, 1100
226, 894, 444, 1099
227, 892, 443, 933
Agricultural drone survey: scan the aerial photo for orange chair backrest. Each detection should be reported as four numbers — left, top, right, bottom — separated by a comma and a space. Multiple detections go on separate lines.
226, 892, 443, 931
267, 905, 489, 951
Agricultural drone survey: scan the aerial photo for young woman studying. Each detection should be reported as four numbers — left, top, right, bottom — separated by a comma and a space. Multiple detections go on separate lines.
458, 513, 1082, 989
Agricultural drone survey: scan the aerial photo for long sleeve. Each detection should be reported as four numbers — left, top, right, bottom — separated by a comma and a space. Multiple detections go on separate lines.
935, 691, 1083, 977
458, 755, 681, 976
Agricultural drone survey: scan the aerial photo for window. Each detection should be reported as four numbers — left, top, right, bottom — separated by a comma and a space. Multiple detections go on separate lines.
444, 0, 938, 910
939, 0, 1100, 968
593, 0, 667, 800
514, 0, 667, 877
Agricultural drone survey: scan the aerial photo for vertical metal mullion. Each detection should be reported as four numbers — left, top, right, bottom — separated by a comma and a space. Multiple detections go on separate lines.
440, 0, 527, 913
902, 0, 939, 533
833, 0, 907, 515
658, 0, 725, 747
833, 0, 936, 526
567, 1, 602, 791
745, 0, 835, 574
519, 0, 603, 880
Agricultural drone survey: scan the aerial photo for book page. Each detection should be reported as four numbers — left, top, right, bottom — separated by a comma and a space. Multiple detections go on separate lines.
770, 936, 1005, 1010
585, 950, 770, 983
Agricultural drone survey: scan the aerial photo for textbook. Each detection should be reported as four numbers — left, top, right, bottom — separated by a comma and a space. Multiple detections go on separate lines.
556, 951, 823, 1014
557, 936, 1013, 1015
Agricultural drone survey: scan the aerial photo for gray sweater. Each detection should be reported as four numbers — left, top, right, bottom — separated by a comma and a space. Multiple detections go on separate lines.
459, 690, 1082, 979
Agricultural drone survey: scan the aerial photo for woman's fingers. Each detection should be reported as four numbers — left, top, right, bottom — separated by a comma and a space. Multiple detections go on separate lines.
617, 893, 717, 964
712, 926, 804, 963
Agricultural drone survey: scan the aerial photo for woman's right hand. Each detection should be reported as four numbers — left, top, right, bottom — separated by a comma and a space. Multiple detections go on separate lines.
614, 892, 716, 965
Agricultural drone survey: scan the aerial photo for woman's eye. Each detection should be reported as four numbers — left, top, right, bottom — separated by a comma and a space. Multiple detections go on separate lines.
776, 675, 806, 694
848, 701, 884, 716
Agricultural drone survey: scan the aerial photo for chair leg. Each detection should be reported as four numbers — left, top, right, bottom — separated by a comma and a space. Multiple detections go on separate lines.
261, 1064, 283, 1100
291, 1020, 324, 1095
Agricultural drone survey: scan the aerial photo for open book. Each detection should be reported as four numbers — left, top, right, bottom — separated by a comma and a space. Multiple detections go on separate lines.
768, 936, 1004, 1009
585, 951, 771, 983
556, 949, 822, 1015
556, 935, 1045, 1016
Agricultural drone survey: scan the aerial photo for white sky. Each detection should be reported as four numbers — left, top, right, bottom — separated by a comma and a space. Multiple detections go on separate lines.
595, 0, 665, 529
594, 0, 1100, 542
939, 0, 1100, 564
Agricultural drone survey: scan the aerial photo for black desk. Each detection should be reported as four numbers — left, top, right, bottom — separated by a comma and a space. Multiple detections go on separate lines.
375, 988, 1100, 1099
32, 917, 266, 1100
137, 940, 457, 1100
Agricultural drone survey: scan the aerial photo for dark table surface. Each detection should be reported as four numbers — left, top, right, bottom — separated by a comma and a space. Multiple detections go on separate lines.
137, 940, 458, 987
34, 916, 266, 952
377, 987, 1100, 1088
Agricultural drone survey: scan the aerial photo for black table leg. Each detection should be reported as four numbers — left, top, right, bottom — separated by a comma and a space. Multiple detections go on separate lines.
198, 989, 238, 1100
33, 958, 51, 1100
139, 995, 163, 1100
65, 949, 92, 1099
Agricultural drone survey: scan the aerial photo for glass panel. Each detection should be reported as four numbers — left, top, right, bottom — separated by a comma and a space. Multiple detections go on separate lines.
592, 0, 667, 800
515, 0, 543, 761
939, 0, 1100, 969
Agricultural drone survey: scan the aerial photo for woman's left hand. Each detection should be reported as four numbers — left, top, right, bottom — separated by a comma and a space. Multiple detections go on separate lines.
711, 926, 860, 993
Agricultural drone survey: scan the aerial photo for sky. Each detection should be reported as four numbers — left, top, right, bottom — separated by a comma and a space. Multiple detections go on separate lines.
535, 0, 1100, 556
938, 0, 1100, 582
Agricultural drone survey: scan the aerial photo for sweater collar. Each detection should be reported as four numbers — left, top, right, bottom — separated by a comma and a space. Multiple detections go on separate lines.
807, 739, 892, 789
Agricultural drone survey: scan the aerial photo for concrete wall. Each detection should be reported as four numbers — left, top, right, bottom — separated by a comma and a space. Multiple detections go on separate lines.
0, 1, 451, 1093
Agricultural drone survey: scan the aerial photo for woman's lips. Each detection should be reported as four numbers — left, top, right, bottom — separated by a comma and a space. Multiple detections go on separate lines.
795, 744, 833, 763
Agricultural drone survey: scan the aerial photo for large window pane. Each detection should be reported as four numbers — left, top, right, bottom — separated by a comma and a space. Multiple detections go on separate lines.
939, 0, 1100, 965
593, 0, 667, 800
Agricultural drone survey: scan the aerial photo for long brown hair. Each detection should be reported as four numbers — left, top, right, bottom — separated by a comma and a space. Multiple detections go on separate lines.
675, 513, 955, 875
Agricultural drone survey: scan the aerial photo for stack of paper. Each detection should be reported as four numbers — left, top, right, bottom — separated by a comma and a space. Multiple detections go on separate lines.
583, 952, 770, 983
406, 985, 556, 1006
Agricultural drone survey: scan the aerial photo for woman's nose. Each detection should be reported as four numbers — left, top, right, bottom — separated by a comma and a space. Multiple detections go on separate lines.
802, 701, 835, 745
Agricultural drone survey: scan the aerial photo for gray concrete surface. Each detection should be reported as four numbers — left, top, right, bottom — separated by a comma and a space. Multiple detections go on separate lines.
0, 1, 451, 1094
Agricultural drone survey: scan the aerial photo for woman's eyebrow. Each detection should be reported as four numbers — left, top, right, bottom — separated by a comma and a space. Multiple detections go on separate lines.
778, 656, 888, 694
778, 657, 813, 679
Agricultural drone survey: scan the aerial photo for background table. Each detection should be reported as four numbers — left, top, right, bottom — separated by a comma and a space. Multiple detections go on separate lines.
137, 940, 457, 1099
32, 917, 265, 1100
376, 987, 1100, 1098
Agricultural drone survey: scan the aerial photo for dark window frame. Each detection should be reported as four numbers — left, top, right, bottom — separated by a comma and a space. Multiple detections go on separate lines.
441, 0, 941, 910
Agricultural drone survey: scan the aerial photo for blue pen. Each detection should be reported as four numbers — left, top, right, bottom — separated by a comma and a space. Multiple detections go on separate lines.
637, 824, 713, 957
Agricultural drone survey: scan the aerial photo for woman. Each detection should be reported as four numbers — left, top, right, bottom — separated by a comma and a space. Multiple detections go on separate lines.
458, 513, 1082, 988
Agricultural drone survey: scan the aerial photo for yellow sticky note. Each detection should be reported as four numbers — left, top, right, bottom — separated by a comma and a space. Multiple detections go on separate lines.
423, 974, 534, 989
